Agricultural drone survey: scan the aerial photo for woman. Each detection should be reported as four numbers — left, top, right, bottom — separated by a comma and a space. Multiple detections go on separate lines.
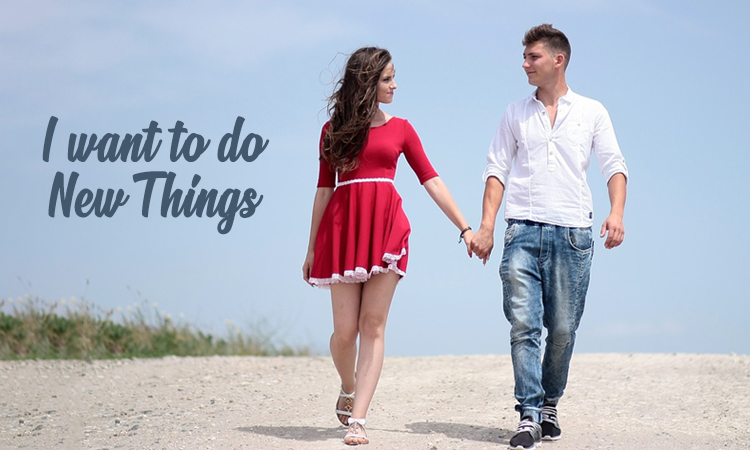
302, 47, 473, 445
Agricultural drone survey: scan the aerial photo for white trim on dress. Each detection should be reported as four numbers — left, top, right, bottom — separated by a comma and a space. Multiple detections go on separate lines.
309, 248, 407, 289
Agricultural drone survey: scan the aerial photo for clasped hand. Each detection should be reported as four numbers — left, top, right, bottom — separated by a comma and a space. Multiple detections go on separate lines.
468, 227, 493, 265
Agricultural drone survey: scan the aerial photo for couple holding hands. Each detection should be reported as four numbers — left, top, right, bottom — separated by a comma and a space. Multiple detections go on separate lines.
302, 24, 628, 449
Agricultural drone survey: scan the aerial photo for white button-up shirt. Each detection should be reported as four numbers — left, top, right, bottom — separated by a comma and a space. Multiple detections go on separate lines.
483, 88, 629, 228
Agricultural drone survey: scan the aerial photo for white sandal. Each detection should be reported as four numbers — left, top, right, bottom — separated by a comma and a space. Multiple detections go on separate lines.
344, 418, 368, 445
336, 387, 355, 426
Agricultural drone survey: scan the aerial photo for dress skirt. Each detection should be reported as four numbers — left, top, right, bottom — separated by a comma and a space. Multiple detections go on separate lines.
309, 180, 410, 288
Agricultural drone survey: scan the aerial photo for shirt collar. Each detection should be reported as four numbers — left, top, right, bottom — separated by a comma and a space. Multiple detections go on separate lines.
529, 87, 577, 105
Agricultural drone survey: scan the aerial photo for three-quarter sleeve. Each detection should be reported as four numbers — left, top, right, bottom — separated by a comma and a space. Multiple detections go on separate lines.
316, 122, 336, 188
401, 120, 438, 184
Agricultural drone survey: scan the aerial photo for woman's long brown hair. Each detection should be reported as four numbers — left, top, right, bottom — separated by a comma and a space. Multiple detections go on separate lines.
322, 47, 391, 173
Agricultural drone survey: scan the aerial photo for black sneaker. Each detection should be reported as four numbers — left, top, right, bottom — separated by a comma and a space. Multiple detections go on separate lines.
509, 417, 542, 450
541, 404, 561, 441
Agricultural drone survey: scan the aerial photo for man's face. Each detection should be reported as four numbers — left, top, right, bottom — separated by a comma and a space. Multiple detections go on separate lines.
522, 41, 558, 87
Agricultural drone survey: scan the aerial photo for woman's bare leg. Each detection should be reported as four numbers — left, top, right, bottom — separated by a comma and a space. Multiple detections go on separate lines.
330, 282, 362, 394
351, 271, 399, 419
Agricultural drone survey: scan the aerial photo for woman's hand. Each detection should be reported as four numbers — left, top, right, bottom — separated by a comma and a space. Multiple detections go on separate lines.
462, 229, 474, 258
303, 187, 334, 286
302, 250, 315, 285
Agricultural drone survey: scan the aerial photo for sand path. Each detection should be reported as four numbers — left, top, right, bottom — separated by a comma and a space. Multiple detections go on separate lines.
1, 354, 749, 449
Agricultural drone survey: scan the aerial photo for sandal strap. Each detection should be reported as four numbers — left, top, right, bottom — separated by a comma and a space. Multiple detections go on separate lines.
339, 388, 355, 398
336, 390, 354, 416
336, 389, 355, 426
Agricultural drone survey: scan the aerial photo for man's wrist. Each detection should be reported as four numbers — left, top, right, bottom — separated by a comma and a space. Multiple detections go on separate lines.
479, 221, 496, 233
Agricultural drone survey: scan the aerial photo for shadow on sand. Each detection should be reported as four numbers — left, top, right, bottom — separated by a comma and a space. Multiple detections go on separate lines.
237, 422, 512, 445
236, 425, 340, 442
405, 421, 512, 445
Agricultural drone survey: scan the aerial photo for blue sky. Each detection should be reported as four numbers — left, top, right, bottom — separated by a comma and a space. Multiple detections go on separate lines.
1, 0, 748, 356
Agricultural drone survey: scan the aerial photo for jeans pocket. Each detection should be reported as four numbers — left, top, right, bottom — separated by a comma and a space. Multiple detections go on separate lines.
567, 227, 593, 252
504, 222, 519, 247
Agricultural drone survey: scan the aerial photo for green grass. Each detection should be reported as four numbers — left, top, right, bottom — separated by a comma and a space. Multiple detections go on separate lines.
0, 295, 310, 360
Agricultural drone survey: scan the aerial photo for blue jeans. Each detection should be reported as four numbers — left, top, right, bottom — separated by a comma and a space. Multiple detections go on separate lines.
499, 220, 593, 422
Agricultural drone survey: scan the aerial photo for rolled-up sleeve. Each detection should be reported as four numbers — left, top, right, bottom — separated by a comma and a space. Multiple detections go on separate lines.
482, 108, 516, 186
593, 104, 629, 183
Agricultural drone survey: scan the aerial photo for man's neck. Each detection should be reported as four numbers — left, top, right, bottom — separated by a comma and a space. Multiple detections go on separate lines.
535, 79, 569, 107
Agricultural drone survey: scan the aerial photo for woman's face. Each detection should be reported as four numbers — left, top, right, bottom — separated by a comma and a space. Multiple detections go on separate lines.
377, 62, 397, 104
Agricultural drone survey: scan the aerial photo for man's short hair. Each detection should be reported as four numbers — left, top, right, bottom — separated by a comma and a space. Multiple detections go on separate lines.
523, 24, 571, 69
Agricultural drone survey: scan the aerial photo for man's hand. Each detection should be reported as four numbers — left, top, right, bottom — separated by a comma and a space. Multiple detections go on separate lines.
601, 173, 627, 249
470, 226, 495, 264
600, 213, 624, 249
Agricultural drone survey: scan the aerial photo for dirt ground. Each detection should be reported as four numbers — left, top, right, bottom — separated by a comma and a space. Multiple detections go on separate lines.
1, 353, 749, 450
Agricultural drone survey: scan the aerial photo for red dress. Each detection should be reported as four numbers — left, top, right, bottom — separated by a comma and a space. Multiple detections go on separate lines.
309, 118, 438, 288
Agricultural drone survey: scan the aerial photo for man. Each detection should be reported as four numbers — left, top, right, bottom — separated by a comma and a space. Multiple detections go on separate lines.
471, 24, 628, 450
